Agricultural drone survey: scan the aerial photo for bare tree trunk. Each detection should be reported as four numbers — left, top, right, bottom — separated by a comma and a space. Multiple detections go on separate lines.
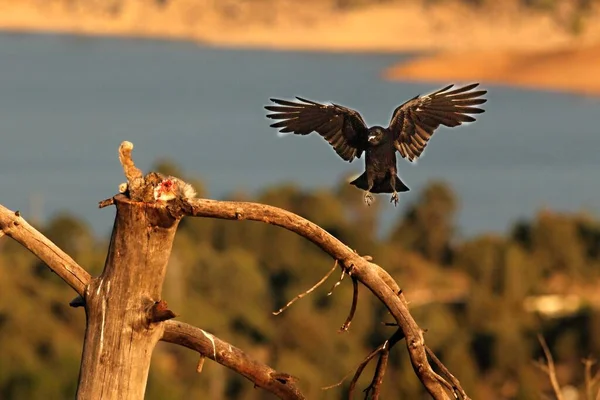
76, 196, 180, 399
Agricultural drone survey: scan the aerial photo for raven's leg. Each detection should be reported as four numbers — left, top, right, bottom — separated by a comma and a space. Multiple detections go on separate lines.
389, 170, 399, 207
364, 173, 375, 206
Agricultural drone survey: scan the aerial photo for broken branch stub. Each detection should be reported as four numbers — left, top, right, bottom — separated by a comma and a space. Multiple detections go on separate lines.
77, 194, 182, 399
118, 141, 145, 199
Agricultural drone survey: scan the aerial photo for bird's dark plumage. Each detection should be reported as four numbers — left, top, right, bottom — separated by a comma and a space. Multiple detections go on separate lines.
265, 97, 369, 162
265, 83, 488, 206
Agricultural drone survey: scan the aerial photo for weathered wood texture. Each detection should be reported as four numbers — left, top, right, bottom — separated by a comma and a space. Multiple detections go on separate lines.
76, 195, 181, 399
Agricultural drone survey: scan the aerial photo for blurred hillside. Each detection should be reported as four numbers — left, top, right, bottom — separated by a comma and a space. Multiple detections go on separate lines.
1, 160, 600, 399
3, 0, 600, 95
1, 0, 600, 52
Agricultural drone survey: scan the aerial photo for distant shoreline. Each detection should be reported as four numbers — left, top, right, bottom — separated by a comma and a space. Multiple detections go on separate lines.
2, 1, 600, 96
383, 46, 600, 97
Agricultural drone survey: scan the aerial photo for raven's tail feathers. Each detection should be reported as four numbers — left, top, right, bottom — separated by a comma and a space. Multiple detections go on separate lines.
349, 172, 369, 190
349, 172, 410, 194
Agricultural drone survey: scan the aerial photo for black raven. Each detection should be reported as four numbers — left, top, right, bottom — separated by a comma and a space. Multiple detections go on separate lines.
265, 83, 487, 206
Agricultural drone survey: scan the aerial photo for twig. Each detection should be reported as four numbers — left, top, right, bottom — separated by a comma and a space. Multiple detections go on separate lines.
426, 345, 469, 399
98, 197, 115, 208
196, 356, 206, 374
348, 329, 404, 400
363, 347, 388, 400
345, 345, 384, 395
536, 334, 565, 400
339, 277, 359, 333
273, 260, 339, 316
583, 358, 596, 400
327, 268, 347, 295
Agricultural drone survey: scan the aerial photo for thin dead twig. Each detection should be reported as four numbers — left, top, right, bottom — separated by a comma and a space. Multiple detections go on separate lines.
327, 264, 352, 296
339, 277, 359, 333
583, 358, 596, 400
363, 347, 388, 400
196, 356, 206, 374
273, 260, 339, 316
348, 329, 404, 400
426, 345, 469, 399
535, 334, 565, 400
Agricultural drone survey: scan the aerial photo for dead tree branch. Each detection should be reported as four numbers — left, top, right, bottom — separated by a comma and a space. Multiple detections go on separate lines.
168, 198, 461, 399
162, 321, 305, 400
0, 204, 91, 295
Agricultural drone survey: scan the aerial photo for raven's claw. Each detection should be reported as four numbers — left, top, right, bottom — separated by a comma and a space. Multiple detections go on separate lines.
390, 192, 399, 206
364, 192, 374, 206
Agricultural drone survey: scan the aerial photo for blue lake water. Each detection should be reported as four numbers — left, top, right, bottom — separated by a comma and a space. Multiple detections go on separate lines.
0, 33, 598, 239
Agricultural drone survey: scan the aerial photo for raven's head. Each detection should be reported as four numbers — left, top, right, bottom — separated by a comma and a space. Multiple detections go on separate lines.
367, 127, 385, 146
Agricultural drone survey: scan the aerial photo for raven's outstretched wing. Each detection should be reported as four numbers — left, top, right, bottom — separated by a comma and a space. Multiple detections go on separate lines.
265, 97, 370, 162
389, 83, 487, 162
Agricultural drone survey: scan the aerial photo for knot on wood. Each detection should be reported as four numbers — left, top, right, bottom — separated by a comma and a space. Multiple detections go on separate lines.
147, 300, 176, 324
235, 208, 244, 220
409, 338, 422, 349
270, 372, 298, 385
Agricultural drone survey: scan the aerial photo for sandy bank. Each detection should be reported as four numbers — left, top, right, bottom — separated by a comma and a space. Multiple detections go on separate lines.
384, 45, 600, 97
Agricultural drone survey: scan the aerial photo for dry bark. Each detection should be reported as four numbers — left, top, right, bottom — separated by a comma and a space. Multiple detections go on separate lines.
76, 196, 181, 399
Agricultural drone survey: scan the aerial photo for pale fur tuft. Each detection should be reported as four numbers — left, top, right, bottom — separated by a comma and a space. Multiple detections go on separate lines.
180, 182, 197, 199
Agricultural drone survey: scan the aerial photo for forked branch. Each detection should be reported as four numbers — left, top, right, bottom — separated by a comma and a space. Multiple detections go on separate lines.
349, 329, 404, 399
168, 198, 462, 398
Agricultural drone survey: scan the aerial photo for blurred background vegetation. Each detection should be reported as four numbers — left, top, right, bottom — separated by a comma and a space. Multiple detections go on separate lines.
1, 160, 599, 399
